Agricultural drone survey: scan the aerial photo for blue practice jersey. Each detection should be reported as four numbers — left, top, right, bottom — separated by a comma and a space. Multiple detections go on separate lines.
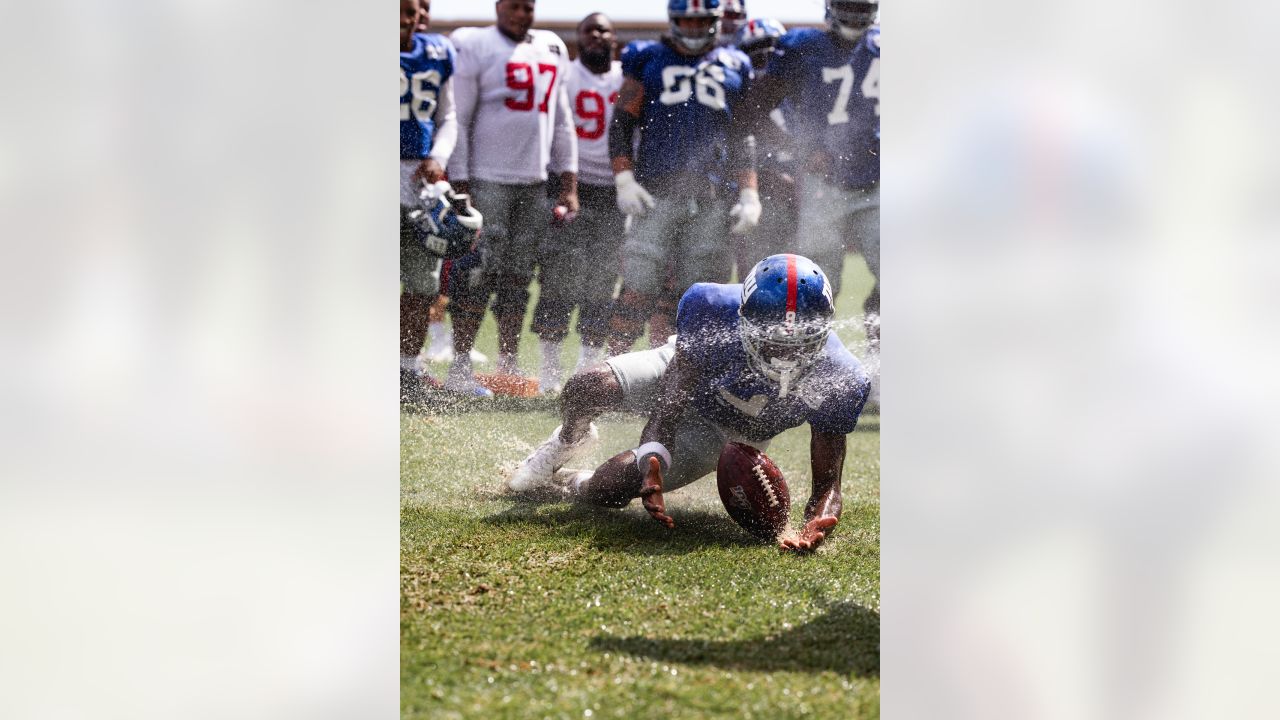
621, 39, 753, 185
400, 33, 456, 160
766, 26, 879, 188
675, 283, 869, 442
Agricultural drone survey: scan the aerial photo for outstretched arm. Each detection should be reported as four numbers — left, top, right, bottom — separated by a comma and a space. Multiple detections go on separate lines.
780, 429, 845, 553
633, 347, 699, 528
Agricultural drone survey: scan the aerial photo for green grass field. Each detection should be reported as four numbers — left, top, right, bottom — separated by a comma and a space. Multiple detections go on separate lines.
402, 256, 879, 719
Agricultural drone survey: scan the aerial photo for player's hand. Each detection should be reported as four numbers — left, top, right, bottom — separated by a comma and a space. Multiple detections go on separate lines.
416, 158, 446, 184
729, 188, 761, 235
615, 170, 656, 217
779, 515, 837, 553
638, 456, 674, 529
558, 190, 581, 214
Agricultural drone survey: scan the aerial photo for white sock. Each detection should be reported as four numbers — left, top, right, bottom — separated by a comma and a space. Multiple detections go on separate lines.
576, 343, 605, 372
427, 321, 450, 350
540, 339, 561, 368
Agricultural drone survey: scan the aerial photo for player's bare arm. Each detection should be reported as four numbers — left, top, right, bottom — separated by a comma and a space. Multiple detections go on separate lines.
558, 170, 583, 212
780, 429, 845, 553
608, 77, 645, 175
633, 348, 698, 529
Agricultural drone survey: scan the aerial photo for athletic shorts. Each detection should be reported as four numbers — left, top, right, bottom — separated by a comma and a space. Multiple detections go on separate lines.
401, 205, 442, 297
795, 176, 879, 297
618, 180, 733, 298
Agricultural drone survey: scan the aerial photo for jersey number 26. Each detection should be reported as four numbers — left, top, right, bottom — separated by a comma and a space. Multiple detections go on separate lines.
401, 69, 441, 122
822, 58, 879, 125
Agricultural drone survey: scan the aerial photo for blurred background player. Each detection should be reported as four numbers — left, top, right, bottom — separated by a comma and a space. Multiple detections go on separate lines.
733, 17, 797, 271
605, 0, 760, 356
753, 0, 880, 394
719, 0, 747, 41
509, 254, 870, 554
529, 13, 625, 395
445, 0, 578, 396
400, 0, 458, 401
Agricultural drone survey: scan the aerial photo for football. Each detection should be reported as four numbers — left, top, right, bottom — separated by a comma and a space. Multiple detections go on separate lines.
716, 442, 790, 541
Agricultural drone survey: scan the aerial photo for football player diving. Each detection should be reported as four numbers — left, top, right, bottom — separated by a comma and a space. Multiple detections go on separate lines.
508, 254, 871, 554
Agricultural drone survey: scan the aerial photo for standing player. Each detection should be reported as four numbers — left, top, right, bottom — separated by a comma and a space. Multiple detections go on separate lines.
719, 0, 747, 41
528, 13, 625, 395
605, 0, 761, 356
733, 17, 797, 270
445, 0, 578, 396
509, 254, 870, 554
400, 0, 458, 401
753, 0, 880, 391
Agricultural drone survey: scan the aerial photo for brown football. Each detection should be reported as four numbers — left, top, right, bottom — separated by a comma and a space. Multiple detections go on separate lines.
716, 442, 790, 541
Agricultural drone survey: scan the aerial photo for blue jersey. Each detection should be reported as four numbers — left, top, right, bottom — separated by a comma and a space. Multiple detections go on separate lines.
400, 33, 456, 160
675, 283, 869, 442
621, 40, 753, 184
766, 26, 879, 188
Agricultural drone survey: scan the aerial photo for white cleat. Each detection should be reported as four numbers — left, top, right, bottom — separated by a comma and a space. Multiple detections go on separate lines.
443, 359, 493, 398
426, 346, 490, 365
507, 424, 599, 494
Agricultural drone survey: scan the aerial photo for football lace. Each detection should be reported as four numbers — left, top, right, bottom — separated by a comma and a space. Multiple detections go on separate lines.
752, 462, 780, 508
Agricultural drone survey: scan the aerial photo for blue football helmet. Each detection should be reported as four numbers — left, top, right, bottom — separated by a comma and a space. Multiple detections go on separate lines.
734, 17, 786, 64
827, 0, 879, 41
721, 0, 747, 35
405, 180, 484, 260
668, 0, 723, 54
739, 254, 835, 396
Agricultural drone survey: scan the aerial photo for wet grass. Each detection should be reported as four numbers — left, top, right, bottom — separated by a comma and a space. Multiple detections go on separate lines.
402, 256, 878, 719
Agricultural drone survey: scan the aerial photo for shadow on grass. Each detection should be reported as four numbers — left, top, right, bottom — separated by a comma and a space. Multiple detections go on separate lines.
484, 501, 764, 555
589, 601, 879, 677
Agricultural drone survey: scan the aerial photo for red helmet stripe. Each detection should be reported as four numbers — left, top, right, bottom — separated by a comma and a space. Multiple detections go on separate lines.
785, 254, 798, 315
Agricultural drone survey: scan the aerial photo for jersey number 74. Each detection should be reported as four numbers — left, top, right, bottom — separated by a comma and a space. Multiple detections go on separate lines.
821, 58, 879, 124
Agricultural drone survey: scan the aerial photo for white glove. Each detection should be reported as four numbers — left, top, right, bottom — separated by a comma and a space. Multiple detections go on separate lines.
729, 187, 762, 235
614, 170, 656, 217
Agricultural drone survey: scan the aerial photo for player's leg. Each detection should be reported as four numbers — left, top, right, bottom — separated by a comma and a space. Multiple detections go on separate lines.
491, 182, 546, 375
675, 194, 734, 296
753, 170, 799, 262
795, 172, 855, 297
531, 184, 587, 394
400, 169, 443, 401
508, 341, 673, 494
607, 196, 680, 355
848, 183, 880, 347
848, 183, 880, 403
442, 242, 494, 397
567, 414, 754, 507
572, 183, 624, 372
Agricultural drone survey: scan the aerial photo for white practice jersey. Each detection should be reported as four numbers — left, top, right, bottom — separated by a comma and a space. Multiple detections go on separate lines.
448, 26, 577, 185
565, 59, 623, 187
